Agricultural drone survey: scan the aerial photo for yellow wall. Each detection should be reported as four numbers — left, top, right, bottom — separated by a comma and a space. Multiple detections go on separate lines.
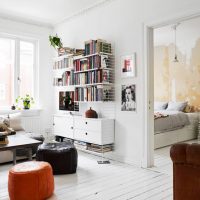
154, 41, 200, 111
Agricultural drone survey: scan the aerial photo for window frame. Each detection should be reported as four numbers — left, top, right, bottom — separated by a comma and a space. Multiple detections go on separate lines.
0, 33, 39, 109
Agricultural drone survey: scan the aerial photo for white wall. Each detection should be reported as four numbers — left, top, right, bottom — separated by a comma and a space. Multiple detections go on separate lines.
54, 0, 200, 166
0, 17, 54, 135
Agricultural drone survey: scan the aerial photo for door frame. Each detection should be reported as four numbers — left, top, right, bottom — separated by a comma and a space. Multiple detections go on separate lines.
142, 10, 200, 168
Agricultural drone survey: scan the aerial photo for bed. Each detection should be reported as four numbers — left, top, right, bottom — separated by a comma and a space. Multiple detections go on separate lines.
154, 110, 199, 149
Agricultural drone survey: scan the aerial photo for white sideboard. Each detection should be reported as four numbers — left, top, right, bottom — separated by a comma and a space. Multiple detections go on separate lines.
53, 114, 115, 145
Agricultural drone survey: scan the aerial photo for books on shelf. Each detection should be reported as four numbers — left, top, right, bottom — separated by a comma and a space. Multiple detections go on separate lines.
53, 39, 114, 103
75, 85, 113, 102
74, 69, 111, 85
53, 70, 75, 86
87, 143, 113, 153
74, 141, 87, 150
53, 57, 73, 69
74, 54, 110, 72
74, 141, 113, 153
84, 39, 111, 55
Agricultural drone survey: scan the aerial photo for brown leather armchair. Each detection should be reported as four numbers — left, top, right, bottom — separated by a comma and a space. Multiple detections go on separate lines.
170, 143, 200, 200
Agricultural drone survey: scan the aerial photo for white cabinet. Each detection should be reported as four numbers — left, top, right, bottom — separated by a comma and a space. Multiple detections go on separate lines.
53, 115, 74, 138
74, 116, 114, 145
53, 115, 115, 146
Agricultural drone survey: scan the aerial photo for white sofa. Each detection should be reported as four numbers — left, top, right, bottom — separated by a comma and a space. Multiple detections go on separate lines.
0, 112, 43, 164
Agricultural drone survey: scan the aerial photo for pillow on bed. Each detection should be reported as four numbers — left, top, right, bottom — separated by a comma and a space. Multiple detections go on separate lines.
154, 102, 168, 111
166, 101, 188, 111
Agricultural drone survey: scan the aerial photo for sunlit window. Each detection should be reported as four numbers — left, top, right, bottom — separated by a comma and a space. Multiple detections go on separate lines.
0, 36, 36, 108
20, 41, 34, 97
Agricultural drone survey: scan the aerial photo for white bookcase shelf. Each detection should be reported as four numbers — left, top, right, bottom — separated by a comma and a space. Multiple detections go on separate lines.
52, 39, 115, 156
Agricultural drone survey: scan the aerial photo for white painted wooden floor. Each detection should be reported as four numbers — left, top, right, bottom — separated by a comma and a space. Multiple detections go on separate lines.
153, 139, 199, 175
0, 150, 173, 200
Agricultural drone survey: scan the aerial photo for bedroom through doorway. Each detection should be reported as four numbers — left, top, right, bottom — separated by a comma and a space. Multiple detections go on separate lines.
152, 16, 200, 173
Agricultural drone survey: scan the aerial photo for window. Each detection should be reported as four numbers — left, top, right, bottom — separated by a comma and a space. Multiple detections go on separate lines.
0, 36, 37, 108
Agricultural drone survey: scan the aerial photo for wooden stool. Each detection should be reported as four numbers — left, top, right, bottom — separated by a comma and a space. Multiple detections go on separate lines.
8, 161, 54, 200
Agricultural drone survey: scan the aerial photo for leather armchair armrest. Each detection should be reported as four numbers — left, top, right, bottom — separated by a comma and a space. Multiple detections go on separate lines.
170, 143, 187, 164
171, 143, 200, 166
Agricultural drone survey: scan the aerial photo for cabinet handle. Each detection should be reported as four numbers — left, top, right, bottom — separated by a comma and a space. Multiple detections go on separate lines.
85, 132, 88, 135
53, 123, 55, 126
85, 122, 88, 124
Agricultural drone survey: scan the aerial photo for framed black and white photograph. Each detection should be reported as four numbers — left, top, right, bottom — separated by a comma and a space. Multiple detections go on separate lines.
121, 53, 136, 78
121, 84, 136, 111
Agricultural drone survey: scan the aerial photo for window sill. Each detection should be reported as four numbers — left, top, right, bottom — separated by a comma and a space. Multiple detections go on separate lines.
0, 108, 42, 117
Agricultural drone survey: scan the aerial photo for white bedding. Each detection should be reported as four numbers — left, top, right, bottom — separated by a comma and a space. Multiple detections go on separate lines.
154, 111, 199, 149
154, 111, 199, 134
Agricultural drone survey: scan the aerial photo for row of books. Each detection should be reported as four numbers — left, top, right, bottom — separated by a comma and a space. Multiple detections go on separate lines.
53, 71, 75, 86
74, 141, 113, 153
74, 55, 109, 72
75, 86, 112, 102
74, 69, 110, 85
53, 57, 73, 69
85, 39, 111, 55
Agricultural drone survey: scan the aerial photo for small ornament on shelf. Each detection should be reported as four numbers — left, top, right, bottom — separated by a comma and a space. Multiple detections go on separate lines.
85, 107, 98, 118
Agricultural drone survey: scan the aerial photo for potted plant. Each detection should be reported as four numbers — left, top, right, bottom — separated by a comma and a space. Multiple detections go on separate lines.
16, 94, 34, 110
49, 34, 63, 50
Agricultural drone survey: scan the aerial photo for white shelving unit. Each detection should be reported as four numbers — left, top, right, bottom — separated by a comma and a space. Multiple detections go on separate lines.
52, 39, 115, 160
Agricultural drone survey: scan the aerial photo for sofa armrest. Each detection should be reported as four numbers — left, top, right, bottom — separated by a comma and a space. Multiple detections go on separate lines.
170, 143, 200, 166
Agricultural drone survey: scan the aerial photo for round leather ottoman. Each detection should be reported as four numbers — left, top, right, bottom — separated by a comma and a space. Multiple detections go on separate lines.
36, 141, 78, 175
8, 161, 54, 200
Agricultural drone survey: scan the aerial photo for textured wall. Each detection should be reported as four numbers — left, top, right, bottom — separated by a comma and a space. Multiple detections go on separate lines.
154, 40, 200, 111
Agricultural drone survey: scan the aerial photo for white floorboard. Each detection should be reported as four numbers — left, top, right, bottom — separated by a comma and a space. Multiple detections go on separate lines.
6, 139, 199, 200
0, 150, 173, 200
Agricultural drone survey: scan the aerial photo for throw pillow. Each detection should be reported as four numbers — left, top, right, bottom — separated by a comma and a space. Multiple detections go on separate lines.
154, 102, 168, 111
8, 113, 24, 131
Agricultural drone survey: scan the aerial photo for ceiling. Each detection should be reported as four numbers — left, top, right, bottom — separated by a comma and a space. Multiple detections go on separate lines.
0, 0, 107, 28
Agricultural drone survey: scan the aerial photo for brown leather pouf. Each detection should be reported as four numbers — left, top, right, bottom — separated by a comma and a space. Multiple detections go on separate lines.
8, 161, 54, 200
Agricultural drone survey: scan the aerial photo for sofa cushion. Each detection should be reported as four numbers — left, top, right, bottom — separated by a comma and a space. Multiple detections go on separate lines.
8, 113, 24, 131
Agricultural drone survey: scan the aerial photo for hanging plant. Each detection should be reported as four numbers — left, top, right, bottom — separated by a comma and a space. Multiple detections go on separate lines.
49, 34, 63, 49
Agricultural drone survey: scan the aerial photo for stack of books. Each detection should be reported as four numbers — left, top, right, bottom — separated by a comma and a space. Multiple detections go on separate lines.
74, 49, 85, 56
87, 143, 113, 153
58, 47, 76, 56
74, 141, 87, 150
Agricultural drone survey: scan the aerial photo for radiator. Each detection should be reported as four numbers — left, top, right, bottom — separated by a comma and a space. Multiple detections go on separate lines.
21, 116, 41, 133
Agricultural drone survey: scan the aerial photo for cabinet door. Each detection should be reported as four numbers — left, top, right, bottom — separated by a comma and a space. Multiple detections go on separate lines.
53, 116, 74, 139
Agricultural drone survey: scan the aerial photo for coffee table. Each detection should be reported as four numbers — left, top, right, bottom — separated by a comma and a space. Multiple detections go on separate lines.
0, 135, 42, 165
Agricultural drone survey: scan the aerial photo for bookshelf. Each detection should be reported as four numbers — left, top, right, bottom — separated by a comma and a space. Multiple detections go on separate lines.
52, 39, 115, 158
53, 39, 114, 106
73, 39, 114, 103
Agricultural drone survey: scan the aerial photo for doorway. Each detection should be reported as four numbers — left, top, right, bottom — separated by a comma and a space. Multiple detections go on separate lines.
143, 12, 200, 169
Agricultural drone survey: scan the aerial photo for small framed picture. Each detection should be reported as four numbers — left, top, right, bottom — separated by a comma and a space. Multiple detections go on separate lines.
121, 84, 136, 111
121, 53, 136, 78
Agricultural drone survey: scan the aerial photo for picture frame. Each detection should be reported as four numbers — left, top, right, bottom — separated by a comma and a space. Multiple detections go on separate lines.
121, 84, 136, 112
121, 53, 136, 78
